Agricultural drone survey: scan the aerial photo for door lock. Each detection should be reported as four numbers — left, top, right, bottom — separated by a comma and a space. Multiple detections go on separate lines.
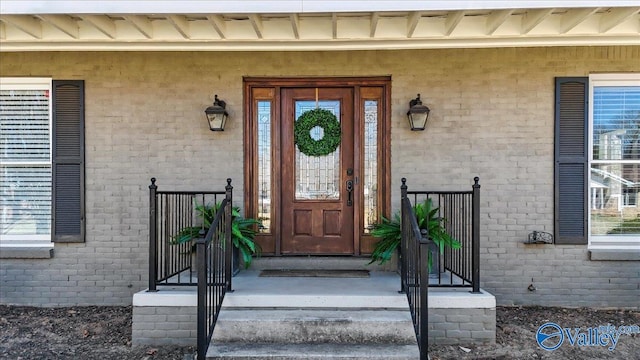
346, 179, 354, 206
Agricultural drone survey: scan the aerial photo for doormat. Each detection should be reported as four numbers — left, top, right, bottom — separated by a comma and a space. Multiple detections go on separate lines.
259, 269, 370, 278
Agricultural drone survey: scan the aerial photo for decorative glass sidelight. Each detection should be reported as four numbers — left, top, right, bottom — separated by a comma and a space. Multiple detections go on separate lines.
295, 100, 340, 200
257, 101, 271, 233
364, 100, 378, 233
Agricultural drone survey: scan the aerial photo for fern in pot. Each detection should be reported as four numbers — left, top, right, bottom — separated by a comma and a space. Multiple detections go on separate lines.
369, 198, 461, 272
173, 203, 262, 270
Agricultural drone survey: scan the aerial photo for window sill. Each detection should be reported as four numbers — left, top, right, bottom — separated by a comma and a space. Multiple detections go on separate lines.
589, 249, 640, 261
0, 244, 54, 259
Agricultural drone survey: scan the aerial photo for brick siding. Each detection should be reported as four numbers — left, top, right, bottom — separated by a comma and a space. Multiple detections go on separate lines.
0, 47, 638, 307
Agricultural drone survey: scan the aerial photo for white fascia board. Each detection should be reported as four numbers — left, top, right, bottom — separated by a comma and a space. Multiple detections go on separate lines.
0, 1, 302, 15
301, 1, 640, 12
2, 0, 640, 15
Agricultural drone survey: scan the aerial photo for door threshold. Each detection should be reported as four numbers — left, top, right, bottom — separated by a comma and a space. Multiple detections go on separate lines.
249, 256, 397, 272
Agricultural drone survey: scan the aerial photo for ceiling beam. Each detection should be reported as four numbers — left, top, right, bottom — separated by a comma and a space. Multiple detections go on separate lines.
486, 9, 513, 35
124, 15, 152, 39
0, 15, 42, 39
167, 15, 190, 39
407, 12, 421, 38
290, 14, 300, 39
206, 15, 226, 39
81, 15, 116, 38
37, 14, 78, 38
560, 8, 599, 34
521, 8, 554, 34
332, 13, 337, 39
445, 11, 465, 36
249, 14, 263, 39
599, 7, 639, 33
370, 12, 379, 38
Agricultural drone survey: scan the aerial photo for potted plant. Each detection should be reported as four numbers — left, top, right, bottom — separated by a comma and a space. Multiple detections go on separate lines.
173, 203, 262, 272
369, 198, 461, 272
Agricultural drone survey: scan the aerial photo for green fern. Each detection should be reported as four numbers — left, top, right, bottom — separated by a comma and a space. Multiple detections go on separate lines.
369, 198, 461, 269
173, 202, 262, 269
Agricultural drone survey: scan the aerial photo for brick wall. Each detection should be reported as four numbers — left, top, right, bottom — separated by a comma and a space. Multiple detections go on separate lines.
1, 47, 638, 306
429, 308, 496, 345
132, 306, 197, 346
131, 305, 495, 346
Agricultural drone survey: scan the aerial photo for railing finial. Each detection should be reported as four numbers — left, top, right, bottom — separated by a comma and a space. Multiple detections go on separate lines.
473, 176, 480, 186
401, 178, 408, 200
226, 178, 232, 187
150, 177, 157, 189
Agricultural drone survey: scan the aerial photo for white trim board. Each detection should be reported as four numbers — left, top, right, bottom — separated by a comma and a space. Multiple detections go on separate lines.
2, 1, 639, 15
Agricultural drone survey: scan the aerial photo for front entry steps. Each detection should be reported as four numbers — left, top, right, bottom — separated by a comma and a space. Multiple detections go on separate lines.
208, 344, 419, 359
206, 271, 420, 359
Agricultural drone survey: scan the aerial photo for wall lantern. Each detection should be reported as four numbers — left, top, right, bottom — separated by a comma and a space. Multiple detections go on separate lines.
204, 94, 229, 131
406, 94, 431, 131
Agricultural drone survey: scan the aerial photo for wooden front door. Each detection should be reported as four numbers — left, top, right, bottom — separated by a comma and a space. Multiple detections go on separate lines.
244, 77, 391, 257
280, 88, 355, 254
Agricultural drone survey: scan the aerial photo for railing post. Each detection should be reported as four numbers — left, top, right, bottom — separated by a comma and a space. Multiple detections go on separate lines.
224, 178, 233, 292
471, 177, 481, 293
196, 238, 207, 360
148, 178, 158, 292
400, 178, 408, 293
419, 238, 430, 360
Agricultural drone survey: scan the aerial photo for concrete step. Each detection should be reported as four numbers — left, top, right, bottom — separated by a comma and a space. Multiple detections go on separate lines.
249, 256, 396, 272
206, 343, 420, 359
212, 309, 416, 344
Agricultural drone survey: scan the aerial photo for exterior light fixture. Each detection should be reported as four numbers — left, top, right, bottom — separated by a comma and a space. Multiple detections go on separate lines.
204, 94, 229, 131
407, 94, 430, 131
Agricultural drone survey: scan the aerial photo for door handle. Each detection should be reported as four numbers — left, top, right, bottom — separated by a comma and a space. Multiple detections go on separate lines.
346, 180, 354, 206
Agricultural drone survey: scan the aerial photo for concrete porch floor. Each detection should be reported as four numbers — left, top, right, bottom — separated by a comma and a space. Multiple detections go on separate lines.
225, 270, 407, 309
224, 270, 495, 309
134, 270, 495, 309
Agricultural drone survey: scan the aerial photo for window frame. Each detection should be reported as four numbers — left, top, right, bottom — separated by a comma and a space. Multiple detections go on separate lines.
0, 77, 53, 244
588, 73, 640, 251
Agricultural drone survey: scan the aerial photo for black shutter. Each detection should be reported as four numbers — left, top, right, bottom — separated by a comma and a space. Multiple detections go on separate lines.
554, 77, 588, 245
52, 80, 85, 243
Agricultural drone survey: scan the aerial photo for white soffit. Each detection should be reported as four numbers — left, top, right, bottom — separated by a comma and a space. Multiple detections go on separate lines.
0, 2, 638, 51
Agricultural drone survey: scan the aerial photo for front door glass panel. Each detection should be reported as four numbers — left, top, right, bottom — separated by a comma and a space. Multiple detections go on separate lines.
363, 100, 378, 233
257, 100, 272, 233
294, 100, 340, 200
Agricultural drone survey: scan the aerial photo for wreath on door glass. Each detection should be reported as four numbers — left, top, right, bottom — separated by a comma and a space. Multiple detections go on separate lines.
294, 108, 341, 157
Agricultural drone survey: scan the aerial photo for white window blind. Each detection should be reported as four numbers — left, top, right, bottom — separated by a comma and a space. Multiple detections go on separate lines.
592, 86, 640, 161
0, 79, 52, 240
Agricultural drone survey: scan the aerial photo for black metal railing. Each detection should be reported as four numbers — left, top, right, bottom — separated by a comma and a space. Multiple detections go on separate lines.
196, 179, 233, 360
404, 177, 481, 292
148, 178, 227, 290
399, 188, 430, 360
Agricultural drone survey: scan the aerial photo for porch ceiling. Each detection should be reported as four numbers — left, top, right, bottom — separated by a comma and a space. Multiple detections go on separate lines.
0, 4, 638, 51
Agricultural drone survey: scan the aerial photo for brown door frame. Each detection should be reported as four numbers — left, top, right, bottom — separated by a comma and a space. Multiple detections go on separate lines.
243, 76, 391, 256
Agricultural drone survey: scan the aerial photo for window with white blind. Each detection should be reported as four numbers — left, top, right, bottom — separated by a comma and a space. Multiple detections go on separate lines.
0, 78, 52, 242
589, 74, 640, 249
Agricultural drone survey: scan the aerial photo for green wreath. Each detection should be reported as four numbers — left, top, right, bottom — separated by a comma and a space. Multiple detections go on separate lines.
294, 108, 341, 157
